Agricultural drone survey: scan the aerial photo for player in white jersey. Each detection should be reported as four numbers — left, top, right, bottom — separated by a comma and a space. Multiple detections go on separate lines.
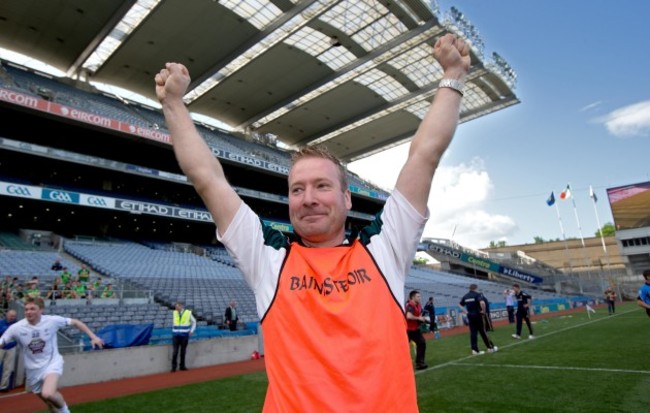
0, 297, 104, 413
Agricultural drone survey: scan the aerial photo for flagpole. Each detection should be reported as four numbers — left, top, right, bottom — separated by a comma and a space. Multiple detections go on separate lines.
553, 200, 578, 291
567, 184, 595, 291
590, 185, 612, 288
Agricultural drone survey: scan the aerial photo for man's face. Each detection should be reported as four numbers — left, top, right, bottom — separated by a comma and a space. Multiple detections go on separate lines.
288, 157, 351, 247
175, 303, 182, 311
6, 310, 16, 322
413, 293, 421, 304
24, 303, 42, 324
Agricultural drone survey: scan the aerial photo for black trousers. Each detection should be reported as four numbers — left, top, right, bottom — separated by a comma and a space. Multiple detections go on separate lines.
515, 311, 533, 336
606, 300, 615, 314
172, 335, 189, 369
468, 313, 493, 351
407, 329, 426, 366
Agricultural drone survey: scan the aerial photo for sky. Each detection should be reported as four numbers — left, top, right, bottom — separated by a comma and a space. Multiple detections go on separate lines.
2, 1, 649, 250
348, 0, 650, 249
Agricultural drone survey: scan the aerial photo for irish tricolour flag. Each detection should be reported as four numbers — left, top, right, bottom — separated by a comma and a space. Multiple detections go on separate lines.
560, 184, 572, 200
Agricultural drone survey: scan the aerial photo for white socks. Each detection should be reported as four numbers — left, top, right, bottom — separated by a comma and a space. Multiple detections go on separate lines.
56, 404, 70, 413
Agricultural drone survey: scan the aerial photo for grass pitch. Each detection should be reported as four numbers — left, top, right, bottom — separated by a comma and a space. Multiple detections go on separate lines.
68, 303, 649, 413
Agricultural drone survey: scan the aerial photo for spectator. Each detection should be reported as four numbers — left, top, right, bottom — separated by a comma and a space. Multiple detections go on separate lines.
224, 299, 239, 331
100, 283, 115, 299
62, 281, 75, 299
59, 267, 72, 285
0, 309, 18, 391
45, 277, 63, 300
25, 280, 41, 299
77, 265, 91, 283
0, 297, 103, 412
603, 286, 617, 315
405, 290, 428, 370
459, 284, 497, 355
11, 284, 24, 302
0, 277, 12, 310
50, 259, 63, 271
512, 284, 534, 339
637, 269, 650, 317
171, 301, 196, 372
155, 32, 469, 411
1, 275, 13, 291
423, 296, 439, 337
91, 276, 103, 298
72, 281, 87, 299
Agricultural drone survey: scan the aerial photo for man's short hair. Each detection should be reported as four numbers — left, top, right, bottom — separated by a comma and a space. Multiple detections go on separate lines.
513, 284, 520, 288
290, 145, 348, 191
643, 269, 650, 280
409, 290, 420, 299
25, 296, 44, 309
469, 284, 478, 290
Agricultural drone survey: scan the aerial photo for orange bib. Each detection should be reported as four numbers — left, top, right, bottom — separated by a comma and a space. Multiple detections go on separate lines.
261, 240, 418, 412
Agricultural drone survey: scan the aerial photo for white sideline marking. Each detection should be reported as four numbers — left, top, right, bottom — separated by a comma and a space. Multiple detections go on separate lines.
0, 389, 29, 399
451, 363, 650, 375
415, 308, 637, 376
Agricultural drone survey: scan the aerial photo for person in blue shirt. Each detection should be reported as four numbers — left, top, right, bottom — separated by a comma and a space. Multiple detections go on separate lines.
637, 269, 650, 317
0, 309, 18, 391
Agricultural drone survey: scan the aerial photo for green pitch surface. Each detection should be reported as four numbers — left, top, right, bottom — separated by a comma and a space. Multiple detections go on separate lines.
68, 303, 650, 413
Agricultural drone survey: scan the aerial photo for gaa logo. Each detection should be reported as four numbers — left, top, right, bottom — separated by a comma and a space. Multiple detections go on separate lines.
6, 185, 32, 196
87, 196, 107, 206
44, 190, 76, 203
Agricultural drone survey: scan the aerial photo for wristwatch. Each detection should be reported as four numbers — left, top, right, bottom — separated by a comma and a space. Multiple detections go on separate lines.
438, 78, 465, 96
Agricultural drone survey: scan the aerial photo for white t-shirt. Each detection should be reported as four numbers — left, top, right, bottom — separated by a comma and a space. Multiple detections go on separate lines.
0, 315, 70, 370
218, 188, 428, 319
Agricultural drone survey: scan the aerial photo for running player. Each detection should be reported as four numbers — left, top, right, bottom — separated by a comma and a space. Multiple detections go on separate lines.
0, 297, 104, 412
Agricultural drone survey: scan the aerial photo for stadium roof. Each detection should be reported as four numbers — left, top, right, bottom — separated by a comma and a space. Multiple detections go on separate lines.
0, 0, 519, 162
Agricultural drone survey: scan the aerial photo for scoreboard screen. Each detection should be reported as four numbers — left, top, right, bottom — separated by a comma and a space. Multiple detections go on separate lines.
607, 181, 650, 230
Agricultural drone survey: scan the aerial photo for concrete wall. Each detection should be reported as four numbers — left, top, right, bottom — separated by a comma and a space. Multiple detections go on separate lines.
59, 335, 259, 388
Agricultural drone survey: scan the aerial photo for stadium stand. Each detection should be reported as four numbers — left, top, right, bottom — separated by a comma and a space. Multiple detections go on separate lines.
0, 58, 595, 342
3, 4, 620, 395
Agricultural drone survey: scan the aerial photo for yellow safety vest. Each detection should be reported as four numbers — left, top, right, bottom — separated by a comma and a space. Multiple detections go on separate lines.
172, 309, 192, 336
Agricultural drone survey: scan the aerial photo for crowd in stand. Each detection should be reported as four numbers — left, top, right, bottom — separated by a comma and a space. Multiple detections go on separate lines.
0, 260, 116, 310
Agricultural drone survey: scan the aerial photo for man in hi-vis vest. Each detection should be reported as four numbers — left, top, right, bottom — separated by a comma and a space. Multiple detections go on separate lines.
156, 32, 470, 412
171, 301, 196, 372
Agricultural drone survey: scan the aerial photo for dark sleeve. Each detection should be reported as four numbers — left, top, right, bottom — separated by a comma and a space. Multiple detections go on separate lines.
405, 304, 415, 315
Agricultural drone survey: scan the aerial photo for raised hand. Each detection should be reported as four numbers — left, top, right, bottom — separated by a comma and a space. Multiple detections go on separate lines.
433, 33, 471, 79
154, 62, 191, 104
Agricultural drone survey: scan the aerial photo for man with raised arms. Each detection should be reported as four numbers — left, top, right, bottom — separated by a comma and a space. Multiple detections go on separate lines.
155, 33, 470, 412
